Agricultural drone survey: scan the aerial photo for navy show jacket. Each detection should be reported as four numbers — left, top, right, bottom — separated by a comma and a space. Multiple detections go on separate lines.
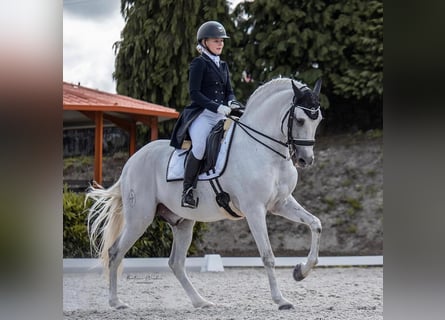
188, 54, 235, 113
170, 54, 235, 149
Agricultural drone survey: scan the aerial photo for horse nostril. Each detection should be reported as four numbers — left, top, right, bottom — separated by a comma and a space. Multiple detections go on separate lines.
298, 158, 306, 166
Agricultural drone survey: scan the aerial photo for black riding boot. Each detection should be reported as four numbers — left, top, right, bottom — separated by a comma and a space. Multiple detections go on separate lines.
181, 152, 202, 208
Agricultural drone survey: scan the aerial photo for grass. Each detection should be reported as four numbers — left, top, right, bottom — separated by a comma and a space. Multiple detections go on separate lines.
346, 224, 358, 234
365, 129, 383, 139
322, 196, 336, 210
345, 197, 363, 210
64, 156, 93, 170
64, 153, 129, 170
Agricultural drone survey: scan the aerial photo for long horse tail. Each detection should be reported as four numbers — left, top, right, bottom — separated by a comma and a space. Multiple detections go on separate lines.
86, 177, 124, 271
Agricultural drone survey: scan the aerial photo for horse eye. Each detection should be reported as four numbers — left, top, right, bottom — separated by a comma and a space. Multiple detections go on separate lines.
296, 118, 305, 126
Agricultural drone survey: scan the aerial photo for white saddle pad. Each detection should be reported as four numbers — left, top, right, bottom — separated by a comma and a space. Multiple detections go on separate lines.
167, 122, 235, 181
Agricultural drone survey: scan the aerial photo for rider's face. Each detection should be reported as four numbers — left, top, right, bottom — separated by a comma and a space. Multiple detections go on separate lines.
205, 38, 224, 55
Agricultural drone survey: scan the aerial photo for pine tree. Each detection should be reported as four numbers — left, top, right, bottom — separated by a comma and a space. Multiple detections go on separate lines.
113, 0, 382, 131
229, 0, 383, 108
113, 0, 233, 110
327, 0, 383, 103
230, 0, 331, 106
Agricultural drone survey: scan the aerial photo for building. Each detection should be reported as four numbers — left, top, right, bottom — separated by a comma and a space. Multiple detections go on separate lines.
63, 82, 179, 184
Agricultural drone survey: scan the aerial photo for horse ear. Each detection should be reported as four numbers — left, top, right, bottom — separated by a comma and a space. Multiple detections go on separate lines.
313, 78, 322, 96
291, 80, 304, 100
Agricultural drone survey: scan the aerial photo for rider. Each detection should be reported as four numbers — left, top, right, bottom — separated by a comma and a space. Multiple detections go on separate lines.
170, 21, 242, 209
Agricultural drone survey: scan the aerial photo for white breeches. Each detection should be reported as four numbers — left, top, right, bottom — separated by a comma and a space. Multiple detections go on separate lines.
188, 109, 225, 160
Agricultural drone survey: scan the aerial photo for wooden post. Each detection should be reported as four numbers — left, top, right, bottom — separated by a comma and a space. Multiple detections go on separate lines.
150, 116, 158, 141
94, 111, 103, 184
129, 122, 136, 156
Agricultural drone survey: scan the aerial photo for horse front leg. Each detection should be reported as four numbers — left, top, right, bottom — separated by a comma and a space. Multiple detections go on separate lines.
244, 207, 294, 310
271, 196, 322, 281
169, 219, 214, 308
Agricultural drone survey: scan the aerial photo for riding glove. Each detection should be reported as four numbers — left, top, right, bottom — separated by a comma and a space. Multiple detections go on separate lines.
217, 105, 231, 116
229, 100, 244, 109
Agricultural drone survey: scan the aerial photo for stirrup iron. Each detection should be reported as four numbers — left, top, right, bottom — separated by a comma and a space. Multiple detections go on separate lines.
181, 187, 199, 208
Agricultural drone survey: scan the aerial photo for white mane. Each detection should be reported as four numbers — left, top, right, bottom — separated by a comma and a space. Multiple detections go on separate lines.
246, 78, 308, 108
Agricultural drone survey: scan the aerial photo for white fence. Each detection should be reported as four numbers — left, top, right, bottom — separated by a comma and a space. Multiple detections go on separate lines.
64, 255, 383, 273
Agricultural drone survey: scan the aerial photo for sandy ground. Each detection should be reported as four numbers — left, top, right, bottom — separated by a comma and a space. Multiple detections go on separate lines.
64, 266, 382, 320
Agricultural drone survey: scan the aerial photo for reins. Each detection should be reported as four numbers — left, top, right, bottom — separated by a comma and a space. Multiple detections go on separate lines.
228, 103, 320, 161
228, 114, 289, 159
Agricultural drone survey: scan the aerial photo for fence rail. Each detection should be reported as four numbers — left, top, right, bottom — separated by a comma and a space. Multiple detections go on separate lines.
63, 255, 383, 273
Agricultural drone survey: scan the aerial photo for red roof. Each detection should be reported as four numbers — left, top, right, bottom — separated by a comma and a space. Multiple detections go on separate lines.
63, 82, 179, 118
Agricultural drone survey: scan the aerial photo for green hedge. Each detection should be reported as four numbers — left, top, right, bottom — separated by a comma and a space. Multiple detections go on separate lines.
63, 187, 92, 257
63, 186, 207, 258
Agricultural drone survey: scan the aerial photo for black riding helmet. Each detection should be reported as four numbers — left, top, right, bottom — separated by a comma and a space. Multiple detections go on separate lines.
196, 21, 229, 44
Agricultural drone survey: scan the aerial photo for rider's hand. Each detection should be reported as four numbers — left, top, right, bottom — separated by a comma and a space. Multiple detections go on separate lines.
217, 105, 231, 116
229, 100, 244, 109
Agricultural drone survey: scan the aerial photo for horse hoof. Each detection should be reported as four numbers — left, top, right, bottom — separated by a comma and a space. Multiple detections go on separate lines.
201, 302, 215, 308
110, 299, 129, 309
194, 301, 215, 308
279, 303, 295, 310
293, 264, 306, 281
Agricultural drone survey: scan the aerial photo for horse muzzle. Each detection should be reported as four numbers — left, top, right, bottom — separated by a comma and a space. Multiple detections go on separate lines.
292, 152, 314, 168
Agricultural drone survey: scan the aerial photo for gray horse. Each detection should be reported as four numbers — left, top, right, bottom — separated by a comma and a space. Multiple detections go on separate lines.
87, 77, 323, 310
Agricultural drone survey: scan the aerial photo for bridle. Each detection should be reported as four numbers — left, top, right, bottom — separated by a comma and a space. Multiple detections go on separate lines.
282, 103, 320, 159
228, 97, 320, 161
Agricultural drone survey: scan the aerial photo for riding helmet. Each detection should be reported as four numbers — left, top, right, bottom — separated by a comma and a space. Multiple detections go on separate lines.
197, 21, 229, 43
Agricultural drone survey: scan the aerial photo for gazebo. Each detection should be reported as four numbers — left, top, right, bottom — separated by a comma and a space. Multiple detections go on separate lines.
63, 82, 179, 184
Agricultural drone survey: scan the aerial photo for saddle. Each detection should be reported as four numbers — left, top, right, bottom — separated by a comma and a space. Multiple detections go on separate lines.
180, 119, 232, 175
171, 118, 243, 219
202, 119, 225, 174
168, 118, 234, 182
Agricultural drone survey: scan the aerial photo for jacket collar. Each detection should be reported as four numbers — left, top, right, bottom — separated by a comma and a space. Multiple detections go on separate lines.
202, 50, 220, 67
201, 54, 226, 84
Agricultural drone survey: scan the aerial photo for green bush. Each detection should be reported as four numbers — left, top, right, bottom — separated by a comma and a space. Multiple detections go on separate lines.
63, 186, 207, 258
63, 186, 92, 258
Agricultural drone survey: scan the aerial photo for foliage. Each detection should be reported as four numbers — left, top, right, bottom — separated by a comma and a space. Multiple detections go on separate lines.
327, 0, 383, 103
230, 0, 329, 103
112, 0, 382, 134
229, 0, 382, 108
127, 217, 207, 258
64, 156, 93, 171
63, 186, 207, 258
114, 0, 234, 111
63, 186, 92, 257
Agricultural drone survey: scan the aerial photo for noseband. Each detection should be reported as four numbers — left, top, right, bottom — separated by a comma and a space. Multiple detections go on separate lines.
229, 98, 320, 161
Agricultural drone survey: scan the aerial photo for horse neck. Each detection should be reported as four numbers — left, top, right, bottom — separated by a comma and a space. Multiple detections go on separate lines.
242, 89, 291, 141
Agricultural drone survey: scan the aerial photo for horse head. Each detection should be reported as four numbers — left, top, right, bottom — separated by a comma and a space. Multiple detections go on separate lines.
234, 77, 322, 168
288, 79, 323, 168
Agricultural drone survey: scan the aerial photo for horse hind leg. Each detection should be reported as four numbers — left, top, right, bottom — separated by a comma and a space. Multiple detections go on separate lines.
167, 217, 214, 308
107, 235, 128, 309
107, 206, 156, 309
